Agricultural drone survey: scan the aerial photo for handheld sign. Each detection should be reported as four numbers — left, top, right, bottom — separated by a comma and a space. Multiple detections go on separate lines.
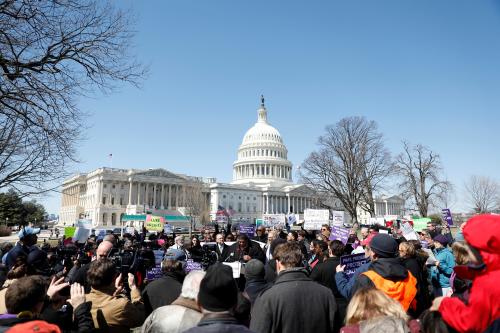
163, 224, 173, 234
340, 253, 369, 279
442, 209, 454, 226
146, 250, 165, 281
239, 225, 255, 237
185, 259, 203, 273
329, 226, 350, 244
145, 215, 165, 232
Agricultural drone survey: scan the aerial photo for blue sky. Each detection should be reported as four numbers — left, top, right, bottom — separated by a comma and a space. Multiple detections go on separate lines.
42, 0, 500, 214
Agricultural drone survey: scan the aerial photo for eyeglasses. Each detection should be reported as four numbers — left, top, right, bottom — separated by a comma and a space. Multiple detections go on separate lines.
321, 228, 327, 231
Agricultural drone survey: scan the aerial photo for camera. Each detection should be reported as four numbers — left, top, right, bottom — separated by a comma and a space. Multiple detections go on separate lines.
108, 248, 155, 276
201, 244, 218, 270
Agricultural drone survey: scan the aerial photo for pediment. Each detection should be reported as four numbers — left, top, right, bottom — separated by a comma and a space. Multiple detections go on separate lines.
286, 184, 316, 196
133, 168, 185, 180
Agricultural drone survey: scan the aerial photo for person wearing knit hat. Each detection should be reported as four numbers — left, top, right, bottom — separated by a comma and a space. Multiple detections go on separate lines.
430, 233, 455, 297
243, 259, 270, 306
184, 263, 255, 333
349, 234, 417, 311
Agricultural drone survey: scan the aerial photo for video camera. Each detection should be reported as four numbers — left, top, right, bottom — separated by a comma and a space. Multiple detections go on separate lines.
55, 243, 92, 267
201, 244, 218, 270
108, 248, 155, 276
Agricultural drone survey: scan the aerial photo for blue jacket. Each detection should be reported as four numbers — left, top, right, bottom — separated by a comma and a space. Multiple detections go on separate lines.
335, 261, 371, 299
431, 247, 455, 288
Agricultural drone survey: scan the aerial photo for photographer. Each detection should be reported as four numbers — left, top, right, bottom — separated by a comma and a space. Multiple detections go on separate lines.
70, 240, 113, 291
86, 258, 145, 332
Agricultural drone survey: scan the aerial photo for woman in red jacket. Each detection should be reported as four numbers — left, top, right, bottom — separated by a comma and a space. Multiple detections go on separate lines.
431, 214, 500, 333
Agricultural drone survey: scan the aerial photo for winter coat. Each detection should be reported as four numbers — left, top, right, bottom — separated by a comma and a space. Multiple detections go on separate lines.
183, 313, 255, 333
439, 214, 500, 333
221, 242, 265, 263
401, 256, 429, 317
335, 261, 371, 299
86, 286, 145, 333
141, 271, 184, 314
310, 257, 347, 332
244, 278, 271, 306
350, 258, 417, 311
264, 259, 278, 283
140, 297, 202, 333
250, 268, 337, 333
431, 247, 455, 289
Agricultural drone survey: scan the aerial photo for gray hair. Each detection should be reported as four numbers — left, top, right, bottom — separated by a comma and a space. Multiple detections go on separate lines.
181, 270, 205, 300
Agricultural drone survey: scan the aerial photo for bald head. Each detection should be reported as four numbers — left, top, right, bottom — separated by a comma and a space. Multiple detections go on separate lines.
96, 241, 113, 259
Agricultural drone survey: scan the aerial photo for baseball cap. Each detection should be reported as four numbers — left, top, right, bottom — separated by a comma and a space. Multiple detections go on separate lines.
18, 226, 41, 239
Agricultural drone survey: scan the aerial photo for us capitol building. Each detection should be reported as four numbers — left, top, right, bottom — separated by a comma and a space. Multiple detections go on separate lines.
59, 97, 319, 227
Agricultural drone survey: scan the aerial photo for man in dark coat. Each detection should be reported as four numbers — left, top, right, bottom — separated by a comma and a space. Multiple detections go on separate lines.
215, 233, 229, 262
250, 242, 337, 333
142, 255, 186, 315
221, 235, 265, 263
243, 259, 271, 306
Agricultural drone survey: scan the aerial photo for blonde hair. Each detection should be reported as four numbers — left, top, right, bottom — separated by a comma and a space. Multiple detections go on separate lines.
345, 288, 409, 325
399, 241, 416, 258
452, 241, 473, 265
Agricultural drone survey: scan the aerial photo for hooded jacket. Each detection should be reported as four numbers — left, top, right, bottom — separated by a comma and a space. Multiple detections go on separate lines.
431, 247, 455, 289
351, 257, 417, 311
439, 214, 500, 333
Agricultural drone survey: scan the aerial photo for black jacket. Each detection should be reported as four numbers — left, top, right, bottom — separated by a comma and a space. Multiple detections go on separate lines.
244, 278, 271, 305
250, 268, 337, 333
184, 313, 255, 333
401, 256, 429, 317
141, 271, 185, 315
215, 243, 229, 262
222, 242, 265, 263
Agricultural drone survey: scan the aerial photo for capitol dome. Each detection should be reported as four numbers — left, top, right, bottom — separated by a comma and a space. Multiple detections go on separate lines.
232, 96, 293, 185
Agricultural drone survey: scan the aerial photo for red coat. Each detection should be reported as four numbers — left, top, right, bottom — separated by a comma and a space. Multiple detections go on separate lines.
439, 214, 500, 333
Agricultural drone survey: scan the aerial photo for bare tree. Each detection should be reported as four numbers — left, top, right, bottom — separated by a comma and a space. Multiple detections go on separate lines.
301, 117, 391, 223
464, 175, 499, 213
0, 0, 146, 195
183, 177, 211, 235
394, 142, 450, 217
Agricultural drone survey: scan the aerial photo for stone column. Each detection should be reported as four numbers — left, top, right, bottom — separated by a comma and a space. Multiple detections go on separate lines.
153, 184, 157, 207
128, 181, 132, 205
98, 180, 103, 206
168, 184, 172, 209
175, 185, 179, 208
266, 195, 269, 214
161, 184, 165, 209
137, 183, 141, 205
144, 183, 149, 207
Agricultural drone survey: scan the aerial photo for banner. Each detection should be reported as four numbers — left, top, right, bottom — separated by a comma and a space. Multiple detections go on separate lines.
441, 208, 454, 226
64, 227, 76, 238
412, 217, 431, 232
340, 253, 369, 279
239, 225, 255, 237
145, 215, 165, 232
185, 259, 203, 273
262, 214, 286, 227
146, 250, 165, 281
331, 211, 345, 227
304, 209, 329, 230
329, 226, 350, 244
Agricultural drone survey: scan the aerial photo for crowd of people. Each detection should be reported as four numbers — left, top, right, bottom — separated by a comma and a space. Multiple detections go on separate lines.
0, 214, 498, 333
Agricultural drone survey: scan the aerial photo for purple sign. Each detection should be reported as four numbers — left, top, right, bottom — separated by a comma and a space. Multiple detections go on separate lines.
340, 253, 369, 279
185, 259, 203, 273
239, 225, 256, 237
442, 208, 454, 226
146, 250, 165, 281
329, 226, 350, 244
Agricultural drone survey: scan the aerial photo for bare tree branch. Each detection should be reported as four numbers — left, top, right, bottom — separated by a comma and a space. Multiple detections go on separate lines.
464, 175, 499, 213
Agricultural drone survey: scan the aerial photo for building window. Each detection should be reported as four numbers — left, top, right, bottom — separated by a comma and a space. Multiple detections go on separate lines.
102, 196, 106, 205
223, 195, 226, 199
112, 184, 115, 189
120, 197, 123, 205
102, 213, 108, 225
111, 197, 114, 205
111, 213, 116, 226
238, 202, 242, 213
103, 184, 107, 188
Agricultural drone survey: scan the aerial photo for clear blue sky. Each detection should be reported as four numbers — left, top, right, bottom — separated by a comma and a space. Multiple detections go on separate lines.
41, 0, 500, 214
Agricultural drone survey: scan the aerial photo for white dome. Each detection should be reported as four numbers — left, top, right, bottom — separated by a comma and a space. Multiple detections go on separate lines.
232, 97, 293, 186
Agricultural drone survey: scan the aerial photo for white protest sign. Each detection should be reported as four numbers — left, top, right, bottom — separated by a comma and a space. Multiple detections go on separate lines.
304, 209, 330, 230
400, 221, 419, 241
262, 214, 286, 227
73, 219, 92, 243
331, 211, 345, 227
223, 262, 242, 278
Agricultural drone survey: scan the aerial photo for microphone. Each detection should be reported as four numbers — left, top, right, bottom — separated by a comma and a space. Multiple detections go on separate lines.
224, 252, 234, 262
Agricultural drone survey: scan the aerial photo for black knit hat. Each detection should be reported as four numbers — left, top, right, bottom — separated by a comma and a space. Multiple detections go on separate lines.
245, 259, 265, 280
369, 234, 398, 258
198, 263, 238, 311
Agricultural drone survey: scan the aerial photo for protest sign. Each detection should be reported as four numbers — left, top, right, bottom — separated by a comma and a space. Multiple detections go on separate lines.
400, 222, 419, 241
146, 250, 165, 281
163, 224, 173, 234
185, 259, 203, 273
239, 225, 255, 237
423, 248, 438, 266
125, 226, 136, 235
287, 213, 297, 225
412, 217, 431, 232
304, 209, 329, 230
442, 208, 454, 226
64, 227, 76, 238
73, 219, 92, 243
340, 253, 369, 279
331, 211, 345, 227
216, 215, 228, 223
262, 214, 286, 228
329, 226, 350, 244
145, 215, 165, 232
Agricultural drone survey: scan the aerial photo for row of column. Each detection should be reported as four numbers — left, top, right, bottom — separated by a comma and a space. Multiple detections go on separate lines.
262, 195, 313, 214
130, 182, 184, 209
62, 185, 80, 206
234, 164, 291, 180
